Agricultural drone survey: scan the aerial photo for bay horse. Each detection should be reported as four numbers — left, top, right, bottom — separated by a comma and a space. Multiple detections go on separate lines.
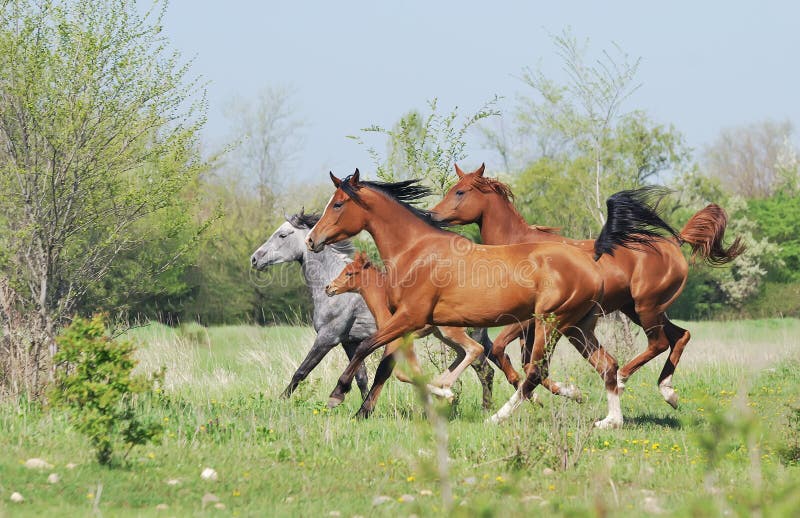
431, 164, 744, 408
326, 251, 496, 412
306, 170, 630, 427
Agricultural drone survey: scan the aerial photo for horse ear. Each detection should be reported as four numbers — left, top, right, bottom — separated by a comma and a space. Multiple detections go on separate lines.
475, 163, 486, 177
330, 171, 342, 188
454, 163, 465, 178
350, 168, 360, 185
299, 206, 305, 216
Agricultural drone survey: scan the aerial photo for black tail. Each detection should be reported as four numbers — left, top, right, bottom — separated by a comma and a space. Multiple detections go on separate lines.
593, 187, 681, 261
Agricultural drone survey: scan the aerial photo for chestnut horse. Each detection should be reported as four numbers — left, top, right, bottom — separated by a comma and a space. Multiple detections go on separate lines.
431, 164, 744, 408
326, 251, 496, 411
306, 170, 630, 427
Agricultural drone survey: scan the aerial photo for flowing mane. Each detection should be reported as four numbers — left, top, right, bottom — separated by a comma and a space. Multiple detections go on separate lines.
287, 211, 355, 255
340, 176, 449, 230
470, 175, 562, 235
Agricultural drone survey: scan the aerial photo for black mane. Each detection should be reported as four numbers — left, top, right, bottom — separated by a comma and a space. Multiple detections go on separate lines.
594, 186, 681, 260
340, 176, 448, 229
286, 211, 320, 229
286, 210, 354, 255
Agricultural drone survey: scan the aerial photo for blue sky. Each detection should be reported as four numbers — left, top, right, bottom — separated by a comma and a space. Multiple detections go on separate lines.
161, 1, 800, 183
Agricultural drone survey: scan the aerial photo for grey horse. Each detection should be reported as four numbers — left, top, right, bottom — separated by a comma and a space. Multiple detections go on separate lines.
251, 211, 373, 398
251, 210, 495, 408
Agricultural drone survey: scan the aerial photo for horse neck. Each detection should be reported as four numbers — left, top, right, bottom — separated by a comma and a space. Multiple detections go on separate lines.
478, 195, 533, 244
300, 246, 349, 303
356, 271, 392, 325
363, 195, 442, 261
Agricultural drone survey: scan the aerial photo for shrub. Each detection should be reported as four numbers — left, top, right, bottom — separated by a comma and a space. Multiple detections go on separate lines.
50, 315, 163, 465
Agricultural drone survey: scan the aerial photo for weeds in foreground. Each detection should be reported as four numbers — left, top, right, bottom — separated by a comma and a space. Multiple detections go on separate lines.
49, 315, 164, 465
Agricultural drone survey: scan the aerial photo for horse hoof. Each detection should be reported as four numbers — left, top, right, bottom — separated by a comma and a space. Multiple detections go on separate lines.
559, 384, 583, 403
354, 408, 371, 419
594, 416, 623, 430
661, 388, 679, 409
485, 413, 503, 425
327, 395, 344, 409
528, 393, 543, 407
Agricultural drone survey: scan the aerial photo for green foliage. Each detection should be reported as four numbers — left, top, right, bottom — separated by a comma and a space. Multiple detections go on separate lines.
746, 193, 800, 282
0, 0, 208, 382
49, 315, 163, 465
349, 97, 500, 194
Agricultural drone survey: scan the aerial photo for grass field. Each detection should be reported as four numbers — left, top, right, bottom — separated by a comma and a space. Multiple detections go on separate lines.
2, 318, 800, 516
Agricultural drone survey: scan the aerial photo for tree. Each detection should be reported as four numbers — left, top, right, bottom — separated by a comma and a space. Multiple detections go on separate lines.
0, 0, 207, 395
224, 86, 305, 207
703, 119, 796, 198
484, 30, 690, 234
349, 97, 500, 195
515, 30, 642, 225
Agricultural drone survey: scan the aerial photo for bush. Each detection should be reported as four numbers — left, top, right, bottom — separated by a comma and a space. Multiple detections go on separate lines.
50, 315, 163, 465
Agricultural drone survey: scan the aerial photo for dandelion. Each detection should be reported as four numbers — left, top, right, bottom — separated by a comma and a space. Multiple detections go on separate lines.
147, 452, 156, 459
622, 448, 629, 454
548, 484, 555, 491
406, 475, 415, 482
232, 489, 241, 497
496, 476, 505, 483
671, 444, 680, 452
163, 417, 169, 422
603, 440, 610, 447
313, 409, 319, 415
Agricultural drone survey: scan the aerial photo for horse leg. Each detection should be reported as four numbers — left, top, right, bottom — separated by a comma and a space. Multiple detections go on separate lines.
327, 309, 423, 409
342, 340, 370, 399
356, 330, 453, 417
488, 323, 551, 424
519, 321, 583, 403
488, 323, 524, 388
281, 332, 339, 398
565, 310, 622, 429
355, 353, 397, 419
616, 307, 670, 393
469, 327, 495, 411
430, 327, 485, 389
657, 317, 691, 409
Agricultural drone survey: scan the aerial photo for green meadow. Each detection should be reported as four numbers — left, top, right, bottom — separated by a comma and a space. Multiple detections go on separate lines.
2, 318, 799, 516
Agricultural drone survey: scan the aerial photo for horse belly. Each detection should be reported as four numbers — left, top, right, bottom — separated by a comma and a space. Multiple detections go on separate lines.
431, 289, 533, 328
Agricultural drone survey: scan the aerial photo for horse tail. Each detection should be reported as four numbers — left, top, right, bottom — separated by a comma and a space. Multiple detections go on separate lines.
593, 187, 681, 260
678, 204, 745, 266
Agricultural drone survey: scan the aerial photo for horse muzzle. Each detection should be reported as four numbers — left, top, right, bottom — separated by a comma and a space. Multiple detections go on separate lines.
305, 235, 325, 253
324, 284, 338, 297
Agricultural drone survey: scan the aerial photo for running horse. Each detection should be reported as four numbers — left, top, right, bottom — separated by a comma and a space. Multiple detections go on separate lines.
306, 170, 637, 427
326, 251, 497, 409
431, 164, 744, 408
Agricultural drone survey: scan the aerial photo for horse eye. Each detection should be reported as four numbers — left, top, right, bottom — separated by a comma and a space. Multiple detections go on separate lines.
278, 234, 287, 238
346, 272, 353, 277
333, 201, 343, 209
456, 190, 465, 196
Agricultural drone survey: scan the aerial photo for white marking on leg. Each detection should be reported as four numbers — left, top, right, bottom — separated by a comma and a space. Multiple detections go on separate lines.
616, 371, 628, 390
487, 387, 524, 424
428, 385, 454, 400
594, 388, 623, 429
558, 384, 583, 402
659, 374, 678, 409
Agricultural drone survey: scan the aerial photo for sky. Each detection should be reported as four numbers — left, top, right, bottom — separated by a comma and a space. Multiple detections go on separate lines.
159, 1, 800, 184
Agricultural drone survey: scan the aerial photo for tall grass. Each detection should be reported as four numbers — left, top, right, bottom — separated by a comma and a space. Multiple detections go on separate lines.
0, 319, 798, 516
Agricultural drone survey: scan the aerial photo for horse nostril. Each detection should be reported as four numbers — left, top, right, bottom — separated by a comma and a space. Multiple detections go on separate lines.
250, 255, 258, 266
